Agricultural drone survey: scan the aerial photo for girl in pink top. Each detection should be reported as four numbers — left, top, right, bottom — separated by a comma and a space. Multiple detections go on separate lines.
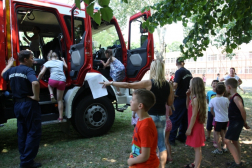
185, 77, 206, 168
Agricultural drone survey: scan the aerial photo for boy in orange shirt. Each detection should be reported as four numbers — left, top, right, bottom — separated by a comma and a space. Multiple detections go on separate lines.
128, 89, 159, 168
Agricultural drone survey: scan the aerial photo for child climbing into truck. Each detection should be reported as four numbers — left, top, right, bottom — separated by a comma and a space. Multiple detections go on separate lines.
37, 50, 67, 122
100, 49, 125, 95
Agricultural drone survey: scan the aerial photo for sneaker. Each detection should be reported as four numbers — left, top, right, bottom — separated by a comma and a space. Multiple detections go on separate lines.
222, 148, 228, 153
20, 162, 42, 168
226, 161, 235, 166
212, 149, 223, 154
228, 162, 244, 168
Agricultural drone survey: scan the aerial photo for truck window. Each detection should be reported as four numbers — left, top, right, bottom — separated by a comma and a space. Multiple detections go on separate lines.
92, 26, 120, 49
129, 16, 148, 50
64, 16, 84, 44
91, 21, 122, 80
17, 8, 63, 60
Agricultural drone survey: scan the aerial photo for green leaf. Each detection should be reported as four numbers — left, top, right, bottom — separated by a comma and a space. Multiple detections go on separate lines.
93, 10, 101, 25
98, 0, 110, 7
231, 43, 237, 49
83, 0, 94, 5
86, 2, 95, 17
151, 26, 155, 33
223, 18, 228, 24
211, 30, 216, 35
75, 0, 80, 9
226, 47, 233, 53
100, 7, 113, 22
122, 0, 128, 3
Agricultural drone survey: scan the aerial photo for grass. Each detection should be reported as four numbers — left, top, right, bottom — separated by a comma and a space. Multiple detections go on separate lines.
0, 88, 252, 168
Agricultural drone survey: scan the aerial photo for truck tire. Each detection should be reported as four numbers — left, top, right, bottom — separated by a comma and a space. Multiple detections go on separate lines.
74, 95, 115, 137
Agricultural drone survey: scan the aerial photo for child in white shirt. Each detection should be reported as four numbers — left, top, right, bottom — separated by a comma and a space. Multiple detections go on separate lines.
209, 83, 229, 154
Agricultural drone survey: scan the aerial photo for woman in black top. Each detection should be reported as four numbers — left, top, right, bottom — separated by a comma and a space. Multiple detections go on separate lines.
101, 58, 174, 168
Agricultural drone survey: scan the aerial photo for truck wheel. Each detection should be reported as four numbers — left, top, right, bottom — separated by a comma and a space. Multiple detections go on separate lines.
74, 95, 115, 137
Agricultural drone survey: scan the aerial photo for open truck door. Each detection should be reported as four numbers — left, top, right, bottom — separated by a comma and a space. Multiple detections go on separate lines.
69, 3, 92, 85
127, 11, 154, 81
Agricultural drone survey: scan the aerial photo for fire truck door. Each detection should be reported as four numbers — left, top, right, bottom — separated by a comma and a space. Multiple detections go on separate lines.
69, 5, 86, 80
127, 11, 154, 81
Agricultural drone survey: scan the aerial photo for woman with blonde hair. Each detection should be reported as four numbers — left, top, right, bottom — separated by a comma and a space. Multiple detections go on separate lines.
100, 57, 174, 168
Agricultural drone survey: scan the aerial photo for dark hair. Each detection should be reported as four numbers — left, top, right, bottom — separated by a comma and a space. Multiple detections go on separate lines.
18, 50, 33, 62
105, 49, 112, 56
211, 80, 219, 85
230, 67, 235, 72
216, 83, 226, 95
34, 26, 40, 33
217, 73, 220, 75
105, 49, 113, 63
133, 89, 156, 111
176, 57, 184, 65
225, 78, 238, 89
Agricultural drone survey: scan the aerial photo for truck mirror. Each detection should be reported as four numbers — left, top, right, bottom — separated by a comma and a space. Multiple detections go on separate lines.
140, 23, 148, 33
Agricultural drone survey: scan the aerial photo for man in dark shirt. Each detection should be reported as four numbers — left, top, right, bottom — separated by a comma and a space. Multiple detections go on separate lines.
1, 50, 41, 168
169, 57, 192, 145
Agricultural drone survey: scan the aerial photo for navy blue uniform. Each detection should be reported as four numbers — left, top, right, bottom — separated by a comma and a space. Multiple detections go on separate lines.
3, 65, 41, 167
169, 67, 192, 143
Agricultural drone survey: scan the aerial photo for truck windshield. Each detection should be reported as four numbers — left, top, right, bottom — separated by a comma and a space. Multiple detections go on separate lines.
92, 26, 120, 50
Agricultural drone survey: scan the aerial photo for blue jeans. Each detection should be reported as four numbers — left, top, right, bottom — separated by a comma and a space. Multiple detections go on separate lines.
169, 97, 188, 142
14, 100, 41, 166
150, 115, 166, 153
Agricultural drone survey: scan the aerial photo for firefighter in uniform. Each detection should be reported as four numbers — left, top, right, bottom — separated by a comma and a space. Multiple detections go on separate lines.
1, 50, 41, 168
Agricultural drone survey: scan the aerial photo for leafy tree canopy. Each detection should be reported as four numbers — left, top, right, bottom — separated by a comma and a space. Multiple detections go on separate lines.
75, 0, 252, 61
141, 0, 252, 60
167, 41, 182, 52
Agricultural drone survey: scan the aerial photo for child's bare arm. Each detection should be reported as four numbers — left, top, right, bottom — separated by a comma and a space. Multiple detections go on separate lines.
101, 58, 111, 68
186, 89, 191, 109
169, 106, 173, 116
210, 107, 215, 117
186, 98, 198, 136
234, 96, 250, 129
127, 147, 150, 166
206, 95, 209, 104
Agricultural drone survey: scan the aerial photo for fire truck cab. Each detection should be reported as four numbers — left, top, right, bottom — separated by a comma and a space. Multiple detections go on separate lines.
0, 0, 154, 137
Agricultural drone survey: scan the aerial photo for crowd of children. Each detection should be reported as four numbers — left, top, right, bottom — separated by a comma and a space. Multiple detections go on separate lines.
129, 77, 250, 168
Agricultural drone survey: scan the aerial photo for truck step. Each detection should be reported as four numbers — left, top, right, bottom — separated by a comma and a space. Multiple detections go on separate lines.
39, 101, 58, 105
41, 113, 59, 122
42, 119, 67, 125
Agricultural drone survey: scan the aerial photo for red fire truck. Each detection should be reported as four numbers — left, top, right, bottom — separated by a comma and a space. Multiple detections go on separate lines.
0, 0, 154, 137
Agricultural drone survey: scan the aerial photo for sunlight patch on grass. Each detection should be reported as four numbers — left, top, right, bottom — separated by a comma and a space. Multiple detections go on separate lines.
1, 149, 8, 153
241, 141, 252, 145
102, 158, 117, 163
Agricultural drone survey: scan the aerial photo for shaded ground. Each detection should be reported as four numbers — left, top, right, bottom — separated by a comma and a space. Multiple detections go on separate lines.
0, 88, 251, 168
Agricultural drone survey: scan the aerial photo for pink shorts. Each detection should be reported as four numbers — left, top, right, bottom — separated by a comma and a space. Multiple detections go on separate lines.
48, 78, 66, 90
166, 119, 172, 132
